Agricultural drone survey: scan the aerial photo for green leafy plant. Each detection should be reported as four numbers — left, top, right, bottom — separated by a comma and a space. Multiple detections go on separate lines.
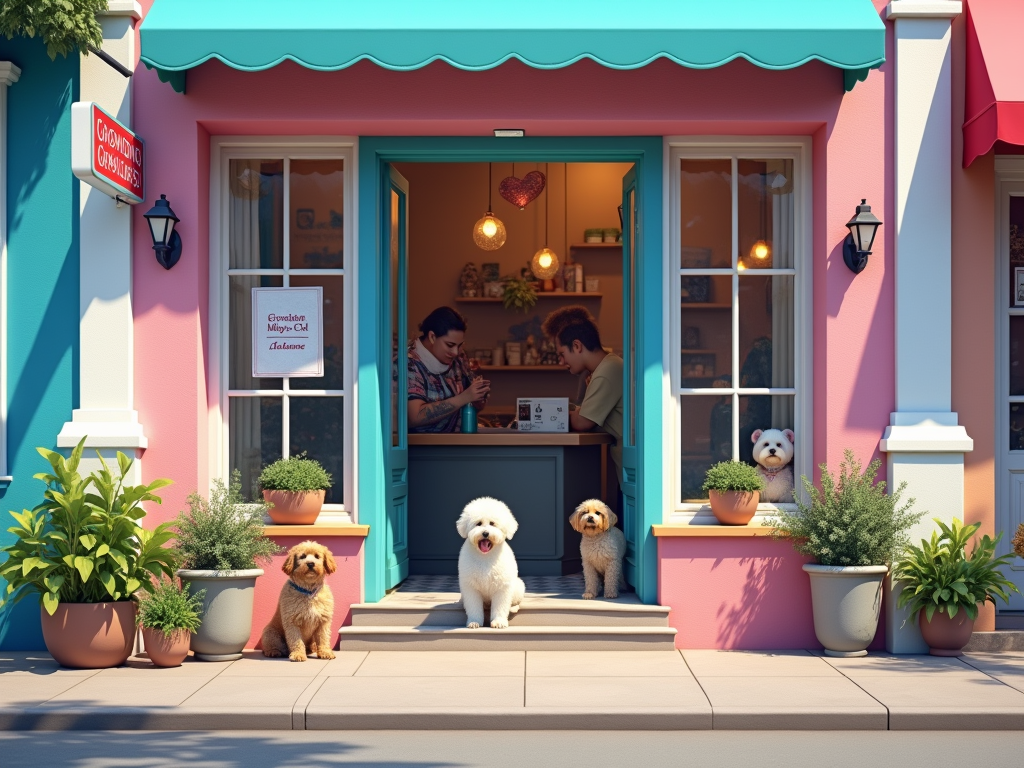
702, 461, 765, 494
893, 518, 1020, 622
0, 438, 177, 615
136, 577, 206, 637
174, 472, 282, 571
501, 275, 538, 313
767, 449, 922, 567
258, 455, 333, 493
0, 0, 107, 60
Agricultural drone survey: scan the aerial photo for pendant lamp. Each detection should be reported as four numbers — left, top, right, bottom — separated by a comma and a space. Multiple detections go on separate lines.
531, 164, 560, 290
473, 163, 507, 251
749, 168, 772, 263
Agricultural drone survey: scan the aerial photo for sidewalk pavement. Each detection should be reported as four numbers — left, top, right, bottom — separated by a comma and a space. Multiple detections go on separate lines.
3, 649, 1024, 731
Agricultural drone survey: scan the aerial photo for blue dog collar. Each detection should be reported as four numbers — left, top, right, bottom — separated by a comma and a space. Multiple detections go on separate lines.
288, 580, 321, 597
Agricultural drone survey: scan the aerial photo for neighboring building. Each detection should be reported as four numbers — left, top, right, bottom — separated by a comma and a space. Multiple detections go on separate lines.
4, 0, 1020, 654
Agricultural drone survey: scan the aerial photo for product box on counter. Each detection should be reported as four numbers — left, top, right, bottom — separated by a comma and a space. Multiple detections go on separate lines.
516, 397, 569, 432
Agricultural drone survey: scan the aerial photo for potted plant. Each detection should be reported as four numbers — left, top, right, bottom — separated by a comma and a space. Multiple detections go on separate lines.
893, 518, 1020, 656
767, 450, 922, 657
136, 577, 206, 667
502, 274, 538, 313
0, 439, 177, 668
174, 473, 281, 661
702, 460, 764, 525
258, 455, 333, 525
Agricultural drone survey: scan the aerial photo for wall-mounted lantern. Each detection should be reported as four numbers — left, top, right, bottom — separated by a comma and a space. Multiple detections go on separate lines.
843, 199, 882, 274
143, 194, 182, 270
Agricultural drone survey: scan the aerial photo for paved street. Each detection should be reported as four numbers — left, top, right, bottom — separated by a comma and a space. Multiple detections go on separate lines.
4, 649, 1024, 731
0, 730, 1021, 768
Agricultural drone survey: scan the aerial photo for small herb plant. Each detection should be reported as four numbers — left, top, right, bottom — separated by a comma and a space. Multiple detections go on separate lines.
136, 577, 206, 637
893, 518, 1020, 622
502, 275, 538, 313
174, 472, 282, 571
767, 449, 922, 567
258, 455, 333, 493
0, 439, 178, 615
702, 461, 764, 494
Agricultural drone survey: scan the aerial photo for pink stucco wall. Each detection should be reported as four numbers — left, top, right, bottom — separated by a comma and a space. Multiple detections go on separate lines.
658, 538, 887, 650
131, 2, 895, 646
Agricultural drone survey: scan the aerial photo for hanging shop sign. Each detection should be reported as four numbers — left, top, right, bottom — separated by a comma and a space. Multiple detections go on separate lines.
251, 287, 324, 378
71, 102, 145, 203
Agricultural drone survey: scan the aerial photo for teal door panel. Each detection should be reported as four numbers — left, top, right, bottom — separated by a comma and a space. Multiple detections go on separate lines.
621, 166, 640, 588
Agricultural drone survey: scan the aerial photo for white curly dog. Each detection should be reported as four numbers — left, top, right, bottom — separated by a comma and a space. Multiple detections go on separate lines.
456, 497, 526, 629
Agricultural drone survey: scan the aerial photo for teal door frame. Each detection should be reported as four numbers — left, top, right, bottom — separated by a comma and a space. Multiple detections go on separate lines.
357, 136, 663, 604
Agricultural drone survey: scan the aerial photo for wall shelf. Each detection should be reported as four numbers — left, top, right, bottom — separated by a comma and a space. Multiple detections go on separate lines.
570, 242, 622, 250
457, 292, 602, 303
680, 302, 731, 309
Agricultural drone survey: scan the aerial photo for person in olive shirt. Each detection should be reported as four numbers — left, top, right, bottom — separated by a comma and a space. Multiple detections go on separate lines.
555, 319, 625, 513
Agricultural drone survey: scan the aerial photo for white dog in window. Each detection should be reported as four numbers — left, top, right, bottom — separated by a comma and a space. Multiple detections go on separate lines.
456, 497, 526, 629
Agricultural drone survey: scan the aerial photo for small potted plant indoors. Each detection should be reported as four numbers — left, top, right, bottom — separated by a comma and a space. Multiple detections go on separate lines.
174, 472, 282, 661
702, 460, 765, 525
892, 518, 1019, 656
0, 439, 177, 668
259, 454, 333, 525
767, 450, 922, 657
136, 577, 206, 667
502, 274, 538, 313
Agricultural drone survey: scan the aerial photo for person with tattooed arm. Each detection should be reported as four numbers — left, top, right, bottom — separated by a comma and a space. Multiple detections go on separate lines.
406, 306, 490, 433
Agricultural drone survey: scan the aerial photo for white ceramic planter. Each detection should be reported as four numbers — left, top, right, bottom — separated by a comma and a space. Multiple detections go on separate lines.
177, 569, 263, 661
803, 564, 887, 657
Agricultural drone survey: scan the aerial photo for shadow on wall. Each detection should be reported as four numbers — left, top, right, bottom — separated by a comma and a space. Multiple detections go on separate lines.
713, 553, 796, 649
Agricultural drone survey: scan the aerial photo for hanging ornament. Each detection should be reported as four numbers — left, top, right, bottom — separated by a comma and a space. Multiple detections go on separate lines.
530, 163, 560, 289
473, 163, 507, 251
499, 167, 546, 210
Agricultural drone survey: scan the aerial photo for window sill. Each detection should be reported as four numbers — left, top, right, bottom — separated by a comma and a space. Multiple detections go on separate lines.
262, 523, 369, 537
652, 522, 775, 537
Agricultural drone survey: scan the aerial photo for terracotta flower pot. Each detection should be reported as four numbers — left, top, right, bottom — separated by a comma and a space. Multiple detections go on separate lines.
40, 602, 136, 669
141, 627, 192, 667
708, 489, 760, 525
262, 489, 325, 525
919, 608, 976, 657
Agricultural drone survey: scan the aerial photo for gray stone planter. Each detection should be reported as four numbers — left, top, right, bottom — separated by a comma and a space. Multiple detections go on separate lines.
803, 564, 887, 657
177, 569, 263, 661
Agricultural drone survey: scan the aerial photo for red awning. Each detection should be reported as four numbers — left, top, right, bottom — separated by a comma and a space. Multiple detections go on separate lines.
964, 0, 1024, 167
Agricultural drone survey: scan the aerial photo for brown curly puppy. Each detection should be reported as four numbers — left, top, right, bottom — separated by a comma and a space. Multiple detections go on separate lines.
261, 541, 337, 661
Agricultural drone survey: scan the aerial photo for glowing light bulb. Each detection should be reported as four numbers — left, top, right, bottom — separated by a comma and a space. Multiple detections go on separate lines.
738, 259, 747, 271
530, 247, 560, 280
473, 211, 506, 251
750, 240, 771, 261
538, 252, 553, 269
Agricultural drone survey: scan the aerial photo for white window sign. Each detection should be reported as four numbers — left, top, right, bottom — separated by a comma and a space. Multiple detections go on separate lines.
251, 287, 323, 377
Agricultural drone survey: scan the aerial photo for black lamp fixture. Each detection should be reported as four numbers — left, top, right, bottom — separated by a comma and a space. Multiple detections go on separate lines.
143, 194, 182, 270
843, 199, 882, 274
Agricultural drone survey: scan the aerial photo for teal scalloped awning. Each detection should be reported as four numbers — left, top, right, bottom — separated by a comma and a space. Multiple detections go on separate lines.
140, 0, 885, 94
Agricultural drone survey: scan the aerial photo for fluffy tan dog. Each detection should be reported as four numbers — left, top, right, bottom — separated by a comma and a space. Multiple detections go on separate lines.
569, 499, 626, 600
261, 541, 337, 661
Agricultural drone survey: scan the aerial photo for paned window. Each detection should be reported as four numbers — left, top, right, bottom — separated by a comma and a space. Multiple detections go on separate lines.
216, 146, 354, 514
670, 143, 810, 511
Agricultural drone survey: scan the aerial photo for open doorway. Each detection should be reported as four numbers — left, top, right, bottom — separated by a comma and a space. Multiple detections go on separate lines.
389, 161, 631, 588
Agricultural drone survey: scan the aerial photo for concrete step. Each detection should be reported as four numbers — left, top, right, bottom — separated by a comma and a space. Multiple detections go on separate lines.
337, 624, 678, 651
964, 630, 1024, 653
350, 592, 670, 628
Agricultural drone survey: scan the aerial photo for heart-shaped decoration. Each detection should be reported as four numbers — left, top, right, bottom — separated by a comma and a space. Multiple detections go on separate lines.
499, 171, 546, 210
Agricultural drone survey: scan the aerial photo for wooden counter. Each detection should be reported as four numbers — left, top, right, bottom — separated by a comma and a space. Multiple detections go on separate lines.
408, 431, 613, 447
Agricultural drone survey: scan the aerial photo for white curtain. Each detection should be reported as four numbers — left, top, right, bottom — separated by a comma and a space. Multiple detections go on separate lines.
229, 162, 264, 498
771, 189, 795, 430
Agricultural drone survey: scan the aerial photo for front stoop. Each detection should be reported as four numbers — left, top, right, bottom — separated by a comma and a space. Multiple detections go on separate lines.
964, 632, 1024, 653
340, 592, 677, 650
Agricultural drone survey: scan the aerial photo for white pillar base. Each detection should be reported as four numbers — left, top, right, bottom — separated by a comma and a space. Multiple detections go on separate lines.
57, 409, 147, 484
880, 412, 972, 653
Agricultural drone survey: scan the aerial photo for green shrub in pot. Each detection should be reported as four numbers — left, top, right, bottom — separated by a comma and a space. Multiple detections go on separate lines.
0, 438, 177, 668
174, 472, 281, 661
766, 449, 923, 657
892, 518, 1019, 655
501, 274, 538, 313
258, 455, 334, 524
136, 577, 206, 667
702, 461, 764, 525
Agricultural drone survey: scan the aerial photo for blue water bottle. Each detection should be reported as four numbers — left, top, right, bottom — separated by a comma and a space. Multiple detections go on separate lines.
460, 402, 477, 433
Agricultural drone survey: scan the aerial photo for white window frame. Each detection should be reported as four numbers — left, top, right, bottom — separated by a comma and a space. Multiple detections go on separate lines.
664, 137, 812, 522
0, 62, 19, 485
209, 136, 358, 524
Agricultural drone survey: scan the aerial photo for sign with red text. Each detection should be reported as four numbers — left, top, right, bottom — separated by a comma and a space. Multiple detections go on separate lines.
252, 287, 324, 378
71, 102, 144, 203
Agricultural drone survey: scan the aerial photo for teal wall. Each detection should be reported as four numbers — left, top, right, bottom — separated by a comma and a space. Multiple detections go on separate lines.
0, 38, 80, 650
